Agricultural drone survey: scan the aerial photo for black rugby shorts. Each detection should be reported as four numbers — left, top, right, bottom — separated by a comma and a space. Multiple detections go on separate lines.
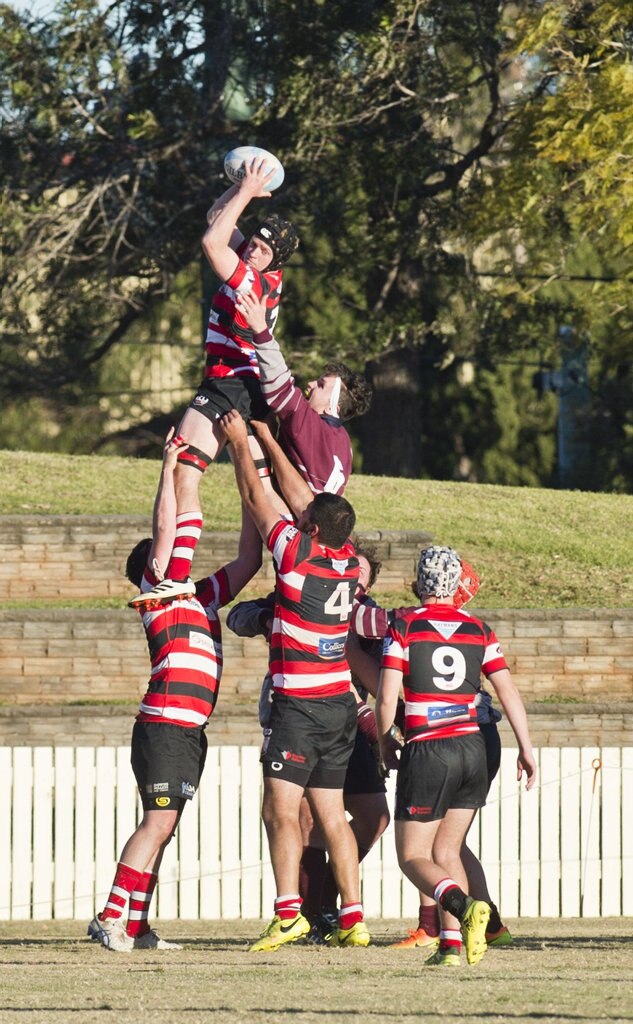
261, 692, 357, 789
131, 720, 208, 811
189, 376, 269, 424
343, 730, 387, 796
394, 731, 487, 822
479, 721, 501, 791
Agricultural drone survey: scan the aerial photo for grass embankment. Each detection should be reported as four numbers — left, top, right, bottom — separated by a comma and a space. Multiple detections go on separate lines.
1, 448, 631, 608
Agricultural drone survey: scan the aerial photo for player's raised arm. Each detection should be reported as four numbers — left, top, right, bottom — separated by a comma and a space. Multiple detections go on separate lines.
147, 428, 188, 578
219, 410, 281, 542
250, 417, 313, 519
202, 158, 276, 282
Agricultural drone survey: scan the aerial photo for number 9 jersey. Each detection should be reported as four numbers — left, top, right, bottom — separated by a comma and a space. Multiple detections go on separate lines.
381, 604, 508, 743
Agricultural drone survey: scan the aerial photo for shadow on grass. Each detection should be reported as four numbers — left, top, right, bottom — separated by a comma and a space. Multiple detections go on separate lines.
0, 1010, 631, 1021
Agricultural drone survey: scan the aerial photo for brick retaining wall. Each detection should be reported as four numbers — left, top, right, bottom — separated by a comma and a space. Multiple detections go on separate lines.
0, 607, 631, 746
0, 516, 432, 600
2, 701, 633, 748
1, 516, 631, 747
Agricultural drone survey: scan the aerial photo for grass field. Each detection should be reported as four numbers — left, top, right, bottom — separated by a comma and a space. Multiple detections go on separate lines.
1, 918, 631, 1024
1, 449, 632, 607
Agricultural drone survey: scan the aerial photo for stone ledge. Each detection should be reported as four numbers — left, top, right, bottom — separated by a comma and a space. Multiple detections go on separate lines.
1, 702, 632, 748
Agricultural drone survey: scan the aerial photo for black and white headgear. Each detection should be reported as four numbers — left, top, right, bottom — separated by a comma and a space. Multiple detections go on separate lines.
254, 214, 300, 271
417, 546, 462, 598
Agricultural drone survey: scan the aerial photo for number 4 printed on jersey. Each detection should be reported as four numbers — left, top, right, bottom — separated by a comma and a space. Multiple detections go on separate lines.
324, 581, 355, 622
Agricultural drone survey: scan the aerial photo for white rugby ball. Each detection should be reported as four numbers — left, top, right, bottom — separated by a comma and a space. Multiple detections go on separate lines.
224, 146, 285, 191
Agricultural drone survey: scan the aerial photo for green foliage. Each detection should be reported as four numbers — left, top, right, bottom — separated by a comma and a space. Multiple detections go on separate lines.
0, 0, 632, 490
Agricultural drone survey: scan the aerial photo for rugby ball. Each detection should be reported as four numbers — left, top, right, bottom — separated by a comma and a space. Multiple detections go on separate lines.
224, 146, 285, 191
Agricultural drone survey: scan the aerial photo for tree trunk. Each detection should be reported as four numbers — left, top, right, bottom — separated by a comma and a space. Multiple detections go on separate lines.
360, 347, 424, 477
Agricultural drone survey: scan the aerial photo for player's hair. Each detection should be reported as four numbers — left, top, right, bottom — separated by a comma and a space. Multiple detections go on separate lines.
254, 214, 300, 271
354, 544, 382, 589
126, 537, 151, 589
323, 362, 373, 421
309, 492, 356, 548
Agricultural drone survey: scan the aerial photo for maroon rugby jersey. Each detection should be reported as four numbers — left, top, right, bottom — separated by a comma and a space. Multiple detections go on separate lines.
204, 241, 283, 380
135, 567, 231, 728
253, 327, 352, 494
267, 520, 359, 698
381, 604, 507, 742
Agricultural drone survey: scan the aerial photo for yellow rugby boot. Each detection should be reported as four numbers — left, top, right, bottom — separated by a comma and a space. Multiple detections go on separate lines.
461, 898, 491, 965
249, 913, 310, 952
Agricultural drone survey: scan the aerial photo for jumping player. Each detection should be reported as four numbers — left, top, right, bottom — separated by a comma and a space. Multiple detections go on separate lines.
376, 545, 536, 967
134, 157, 299, 607
220, 408, 370, 952
88, 430, 259, 951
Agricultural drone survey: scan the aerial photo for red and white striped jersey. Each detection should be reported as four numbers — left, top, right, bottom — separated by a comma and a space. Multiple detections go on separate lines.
135, 567, 231, 728
381, 604, 507, 742
204, 242, 283, 380
267, 520, 359, 698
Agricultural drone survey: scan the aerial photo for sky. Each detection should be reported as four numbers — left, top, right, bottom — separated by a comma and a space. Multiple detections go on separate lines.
7, 1, 58, 13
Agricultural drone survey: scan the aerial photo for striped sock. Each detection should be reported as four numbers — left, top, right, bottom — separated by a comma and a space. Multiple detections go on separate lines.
274, 894, 302, 921
439, 928, 462, 956
339, 901, 364, 930
126, 871, 158, 938
167, 511, 203, 581
100, 862, 142, 922
434, 877, 469, 920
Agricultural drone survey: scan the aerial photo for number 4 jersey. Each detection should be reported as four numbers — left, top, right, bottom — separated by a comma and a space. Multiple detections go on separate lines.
267, 519, 359, 698
382, 604, 508, 742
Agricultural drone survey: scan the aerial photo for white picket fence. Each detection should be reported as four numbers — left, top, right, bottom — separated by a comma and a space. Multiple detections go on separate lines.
1, 745, 632, 921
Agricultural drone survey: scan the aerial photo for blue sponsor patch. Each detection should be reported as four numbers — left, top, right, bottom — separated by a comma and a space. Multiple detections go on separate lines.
318, 637, 346, 659
428, 703, 469, 722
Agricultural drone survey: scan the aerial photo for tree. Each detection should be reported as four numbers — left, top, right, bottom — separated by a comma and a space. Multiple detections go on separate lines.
1, 0, 631, 490
0, 0, 253, 399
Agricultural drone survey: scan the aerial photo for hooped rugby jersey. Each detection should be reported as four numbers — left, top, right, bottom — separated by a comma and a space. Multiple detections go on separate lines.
204, 241, 283, 380
381, 604, 507, 742
135, 566, 231, 728
252, 327, 352, 494
267, 519, 359, 698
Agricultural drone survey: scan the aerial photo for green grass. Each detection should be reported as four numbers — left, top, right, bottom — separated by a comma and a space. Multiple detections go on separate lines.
1, 918, 631, 1024
1, 448, 632, 607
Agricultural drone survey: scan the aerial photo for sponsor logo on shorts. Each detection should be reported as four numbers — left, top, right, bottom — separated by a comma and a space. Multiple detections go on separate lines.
281, 750, 307, 764
181, 781, 196, 798
407, 805, 432, 816
193, 394, 209, 406
152, 782, 169, 792
318, 637, 345, 659
155, 796, 171, 807
271, 762, 283, 772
